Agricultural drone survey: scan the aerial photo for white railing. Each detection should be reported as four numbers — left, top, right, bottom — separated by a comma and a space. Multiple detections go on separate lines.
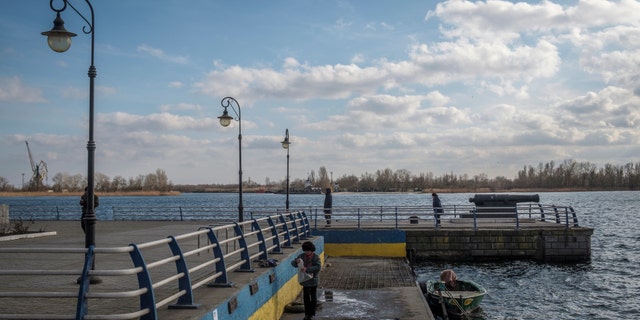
0, 211, 310, 320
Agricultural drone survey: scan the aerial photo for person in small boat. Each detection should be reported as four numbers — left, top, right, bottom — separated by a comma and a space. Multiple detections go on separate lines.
440, 269, 458, 290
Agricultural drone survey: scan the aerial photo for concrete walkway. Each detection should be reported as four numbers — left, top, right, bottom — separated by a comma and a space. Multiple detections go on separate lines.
280, 256, 434, 320
1, 221, 434, 320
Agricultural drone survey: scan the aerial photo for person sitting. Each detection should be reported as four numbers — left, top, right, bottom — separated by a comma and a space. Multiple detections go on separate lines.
440, 269, 458, 290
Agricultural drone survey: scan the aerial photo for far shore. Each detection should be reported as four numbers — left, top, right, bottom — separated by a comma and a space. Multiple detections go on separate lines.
0, 187, 619, 198
0, 191, 182, 197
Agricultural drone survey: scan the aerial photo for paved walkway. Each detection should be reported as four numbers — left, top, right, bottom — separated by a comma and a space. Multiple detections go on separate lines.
280, 256, 433, 320
1, 221, 434, 320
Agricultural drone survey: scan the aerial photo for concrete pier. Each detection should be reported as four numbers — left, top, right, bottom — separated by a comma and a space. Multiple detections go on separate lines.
0, 221, 434, 320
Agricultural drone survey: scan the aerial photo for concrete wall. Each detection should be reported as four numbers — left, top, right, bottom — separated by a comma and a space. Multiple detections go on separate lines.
313, 229, 406, 257
406, 228, 593, 263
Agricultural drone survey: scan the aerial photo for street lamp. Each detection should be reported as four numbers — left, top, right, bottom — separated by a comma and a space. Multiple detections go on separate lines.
218, 97, 244, 222
281, 129, 291, 210
42, 0, 100, 284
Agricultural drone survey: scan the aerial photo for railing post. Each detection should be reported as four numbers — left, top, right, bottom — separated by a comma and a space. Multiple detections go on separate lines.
166, 236, 199, 309
395, 207, 398, 229
179, 207, 184, 221
473, 207, 478, 232
570, 207, 579, 227
515, 206, 520, 230
75, 245, 95, 320
288, 212, 301, 244
252, 219, 269, 261
296, 211, 309, 239
278, 213, 294, 248
206, 228, 233, 287
538, 203, 546, 222
233, 223, 254, 272
128, 244, 158, 320
553, 205, 560, 223
564, 207, 570, 229
266, 216, 283, 253
357, 208, 361, 229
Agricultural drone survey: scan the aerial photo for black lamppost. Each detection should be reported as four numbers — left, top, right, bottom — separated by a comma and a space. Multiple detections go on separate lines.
218, 97, 244, 222
281, 129, 291, 210
42, 0, 100, 284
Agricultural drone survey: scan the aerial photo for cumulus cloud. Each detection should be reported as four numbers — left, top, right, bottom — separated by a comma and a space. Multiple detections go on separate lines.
0, 76, 46, 103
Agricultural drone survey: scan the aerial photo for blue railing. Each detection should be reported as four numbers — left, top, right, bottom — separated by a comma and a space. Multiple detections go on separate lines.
0, 211, 310, 320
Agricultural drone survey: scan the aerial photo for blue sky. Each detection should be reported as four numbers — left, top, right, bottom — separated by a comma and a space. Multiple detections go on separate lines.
1, 0, 639, 187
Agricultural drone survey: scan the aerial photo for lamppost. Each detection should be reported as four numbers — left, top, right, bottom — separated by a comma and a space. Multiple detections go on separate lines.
218, 97, 244, 222
42, 0, 101, 284
281, 129, 291, 210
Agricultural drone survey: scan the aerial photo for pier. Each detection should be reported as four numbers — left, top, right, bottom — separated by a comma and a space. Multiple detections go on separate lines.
0, 203, 592, 319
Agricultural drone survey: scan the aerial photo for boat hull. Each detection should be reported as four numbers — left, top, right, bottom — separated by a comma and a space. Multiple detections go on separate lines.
421, 280, 486, 318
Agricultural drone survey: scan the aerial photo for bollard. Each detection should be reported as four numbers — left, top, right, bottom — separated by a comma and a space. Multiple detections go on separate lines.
0, 204, 9, 231
324, 290, 333, 301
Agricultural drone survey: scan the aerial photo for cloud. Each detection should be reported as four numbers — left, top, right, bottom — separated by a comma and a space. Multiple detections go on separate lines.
137, 44, 189, 64
0, 76, 46, 103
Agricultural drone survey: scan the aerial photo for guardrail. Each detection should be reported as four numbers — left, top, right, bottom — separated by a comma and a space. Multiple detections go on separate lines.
0, 211, 310, 320
302, 203, 579, 230
6, 203, 579, 230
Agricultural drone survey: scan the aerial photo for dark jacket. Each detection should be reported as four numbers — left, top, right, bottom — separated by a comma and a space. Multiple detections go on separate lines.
432, 195, 442, 213
80, 193, 99, 215
291, 252, 321, 287
323, 189, 332, 214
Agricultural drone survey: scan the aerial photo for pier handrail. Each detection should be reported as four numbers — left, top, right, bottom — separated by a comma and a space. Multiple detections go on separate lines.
0, 210, 311, 320
6, 203, 579, 230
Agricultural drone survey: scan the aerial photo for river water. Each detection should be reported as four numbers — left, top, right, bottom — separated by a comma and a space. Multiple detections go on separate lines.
2, 191, 638, 319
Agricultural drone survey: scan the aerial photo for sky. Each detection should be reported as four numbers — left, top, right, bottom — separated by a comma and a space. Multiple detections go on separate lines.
1, 0, 639, 188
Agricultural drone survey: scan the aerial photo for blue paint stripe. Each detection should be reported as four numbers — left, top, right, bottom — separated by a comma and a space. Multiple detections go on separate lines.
313, 229, 405, 243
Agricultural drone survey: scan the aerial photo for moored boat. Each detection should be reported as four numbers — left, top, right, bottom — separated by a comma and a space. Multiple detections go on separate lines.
420, 270, 487, 319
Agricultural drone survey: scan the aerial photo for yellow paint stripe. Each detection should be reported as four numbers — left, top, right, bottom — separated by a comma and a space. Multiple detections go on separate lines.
325, 243, 406, 257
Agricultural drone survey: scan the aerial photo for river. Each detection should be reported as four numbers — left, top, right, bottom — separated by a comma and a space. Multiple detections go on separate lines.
1, 191, 638, 319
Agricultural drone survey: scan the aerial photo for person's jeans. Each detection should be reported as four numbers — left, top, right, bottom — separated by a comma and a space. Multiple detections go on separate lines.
302, 285, 317, 317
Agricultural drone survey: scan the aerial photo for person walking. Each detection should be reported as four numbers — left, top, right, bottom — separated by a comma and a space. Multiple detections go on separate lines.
323, 188, 332, 226
80, 187, 99, 233
291, 241, 321, 320
432, 192, 443, 226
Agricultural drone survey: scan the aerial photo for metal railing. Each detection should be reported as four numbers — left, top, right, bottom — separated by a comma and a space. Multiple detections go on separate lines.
0, 211, 310, 320
302, 203, 579, 230
5, 203, 579, 230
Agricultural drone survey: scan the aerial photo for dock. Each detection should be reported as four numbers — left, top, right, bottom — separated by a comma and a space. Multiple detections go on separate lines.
0, 220, 434, 320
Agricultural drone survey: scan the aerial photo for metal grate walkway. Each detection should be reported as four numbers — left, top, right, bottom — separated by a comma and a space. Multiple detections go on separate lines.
319, 257, 416, 290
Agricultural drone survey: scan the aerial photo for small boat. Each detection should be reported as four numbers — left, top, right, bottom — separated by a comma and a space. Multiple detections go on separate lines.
420, 270, 487, 319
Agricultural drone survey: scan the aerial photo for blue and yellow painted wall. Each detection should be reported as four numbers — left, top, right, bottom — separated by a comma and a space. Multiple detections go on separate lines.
195, 229, 405, 320
196, 237, 325, 320
313, 229, 406, 257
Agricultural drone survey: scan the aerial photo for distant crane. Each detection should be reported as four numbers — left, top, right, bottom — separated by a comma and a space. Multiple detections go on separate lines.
25, 141, 48, 191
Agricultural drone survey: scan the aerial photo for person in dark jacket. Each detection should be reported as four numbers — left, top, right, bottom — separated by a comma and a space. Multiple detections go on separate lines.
291, 241, 321, 320
432, 192, 442, 225
323, 188, 332, 226
80, 187, 99, 233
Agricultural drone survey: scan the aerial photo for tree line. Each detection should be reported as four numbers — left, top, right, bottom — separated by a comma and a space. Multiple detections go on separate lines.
1, 159, 640, 193
0, 169, 172, 192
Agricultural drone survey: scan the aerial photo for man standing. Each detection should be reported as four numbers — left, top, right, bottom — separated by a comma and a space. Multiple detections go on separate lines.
323, 188, 332, 226
80, 187, 99, 233
432, 192, 442, 226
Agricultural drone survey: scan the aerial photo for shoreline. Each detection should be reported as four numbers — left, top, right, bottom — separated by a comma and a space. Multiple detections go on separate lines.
0, 187, 623, 198
0, 191, 182, 197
